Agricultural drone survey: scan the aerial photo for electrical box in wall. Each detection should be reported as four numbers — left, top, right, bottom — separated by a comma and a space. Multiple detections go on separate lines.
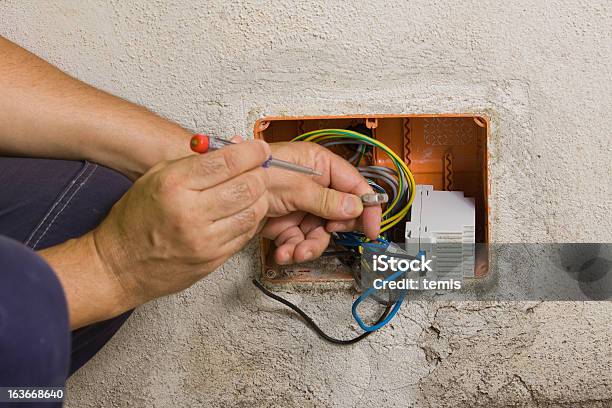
254, 115, 490, 285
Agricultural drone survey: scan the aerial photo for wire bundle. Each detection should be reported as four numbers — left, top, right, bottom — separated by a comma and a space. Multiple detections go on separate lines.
291, 129, 416, 235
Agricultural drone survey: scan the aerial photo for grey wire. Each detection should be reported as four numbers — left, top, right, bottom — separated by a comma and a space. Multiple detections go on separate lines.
318, 140, 413, 220
359, 168, 398, 188
359, 170, 398, 203
369, 166, 409, 200
348, 149, 361, 164
359, 165, 406, 198
368, 165, 399, 176
317, 140, 404, 200
359, 167, 399, 190
320, 140, 370, 166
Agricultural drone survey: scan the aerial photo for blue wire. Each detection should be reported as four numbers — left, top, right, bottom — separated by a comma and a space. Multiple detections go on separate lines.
335, 232, 402, 332
351, 268, 408, 332
334, 232, 364, 248
367, 180, 386, 194
334, 234, 389, 250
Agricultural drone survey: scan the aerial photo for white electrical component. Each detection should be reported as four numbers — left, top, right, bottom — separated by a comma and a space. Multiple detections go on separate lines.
405, 185, 476, 280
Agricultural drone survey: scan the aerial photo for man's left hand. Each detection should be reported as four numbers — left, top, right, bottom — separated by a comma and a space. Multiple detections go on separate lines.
260, 141, 382, 265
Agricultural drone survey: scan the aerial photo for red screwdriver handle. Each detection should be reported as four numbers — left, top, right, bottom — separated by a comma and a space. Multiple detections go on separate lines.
190, 134, 209, 153
190, 134, 235, 154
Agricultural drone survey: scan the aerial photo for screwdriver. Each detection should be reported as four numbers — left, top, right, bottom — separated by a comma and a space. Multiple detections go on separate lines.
190, 134, 322, 176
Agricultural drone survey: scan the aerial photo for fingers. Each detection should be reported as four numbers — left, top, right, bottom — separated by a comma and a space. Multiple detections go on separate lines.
273, 226, 304, 264
208, 193, 269, 246
261, 212, 308, 239
293, 222, 330, 262
292, 180, 380, 240
326, 218, 361, 234
261, 212, 307, 264
166, 139, 271, 191
201, 167, 270, 221
216, 216, 265, 259
274, 227, 330, 264
289, 180, 364, 221
323, 206, 380, 240
360, 207, 382, 240
325, 207, 382, 239
271, 215, 331, 265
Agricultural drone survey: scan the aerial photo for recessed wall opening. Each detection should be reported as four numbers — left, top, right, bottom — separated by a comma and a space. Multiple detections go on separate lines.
254, 115, 490, 285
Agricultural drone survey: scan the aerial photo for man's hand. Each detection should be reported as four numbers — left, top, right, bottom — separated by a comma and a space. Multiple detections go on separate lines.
40, 140, 272, 328
261, 141, 382, 265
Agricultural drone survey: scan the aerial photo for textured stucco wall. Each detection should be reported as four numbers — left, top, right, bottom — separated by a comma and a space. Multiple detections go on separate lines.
1, 1, 611, 407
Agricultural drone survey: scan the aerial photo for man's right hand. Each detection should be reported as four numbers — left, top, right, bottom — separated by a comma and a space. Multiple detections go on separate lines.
90, 140, 272, 314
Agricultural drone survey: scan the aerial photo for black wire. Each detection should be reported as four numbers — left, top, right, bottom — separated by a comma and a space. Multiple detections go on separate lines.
321, 249, 355, 257
252, 279, 393, 345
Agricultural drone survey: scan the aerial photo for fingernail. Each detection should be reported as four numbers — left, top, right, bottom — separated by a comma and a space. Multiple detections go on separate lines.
303, 251, 313, 261
343, 196, 361, 216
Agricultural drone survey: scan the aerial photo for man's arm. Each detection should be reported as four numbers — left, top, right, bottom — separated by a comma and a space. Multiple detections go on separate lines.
0, 36, 379, 331
0, 36, 191, 179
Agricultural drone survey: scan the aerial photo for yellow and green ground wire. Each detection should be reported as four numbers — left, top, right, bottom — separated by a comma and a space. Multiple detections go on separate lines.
291, 129, 416, 234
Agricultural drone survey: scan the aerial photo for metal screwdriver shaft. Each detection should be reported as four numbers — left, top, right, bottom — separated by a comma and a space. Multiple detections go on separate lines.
190, 134, 322, 176
264, 157, 323, 176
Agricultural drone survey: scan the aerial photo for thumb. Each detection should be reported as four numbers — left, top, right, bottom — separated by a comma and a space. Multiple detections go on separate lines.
291, 181, 363, 220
